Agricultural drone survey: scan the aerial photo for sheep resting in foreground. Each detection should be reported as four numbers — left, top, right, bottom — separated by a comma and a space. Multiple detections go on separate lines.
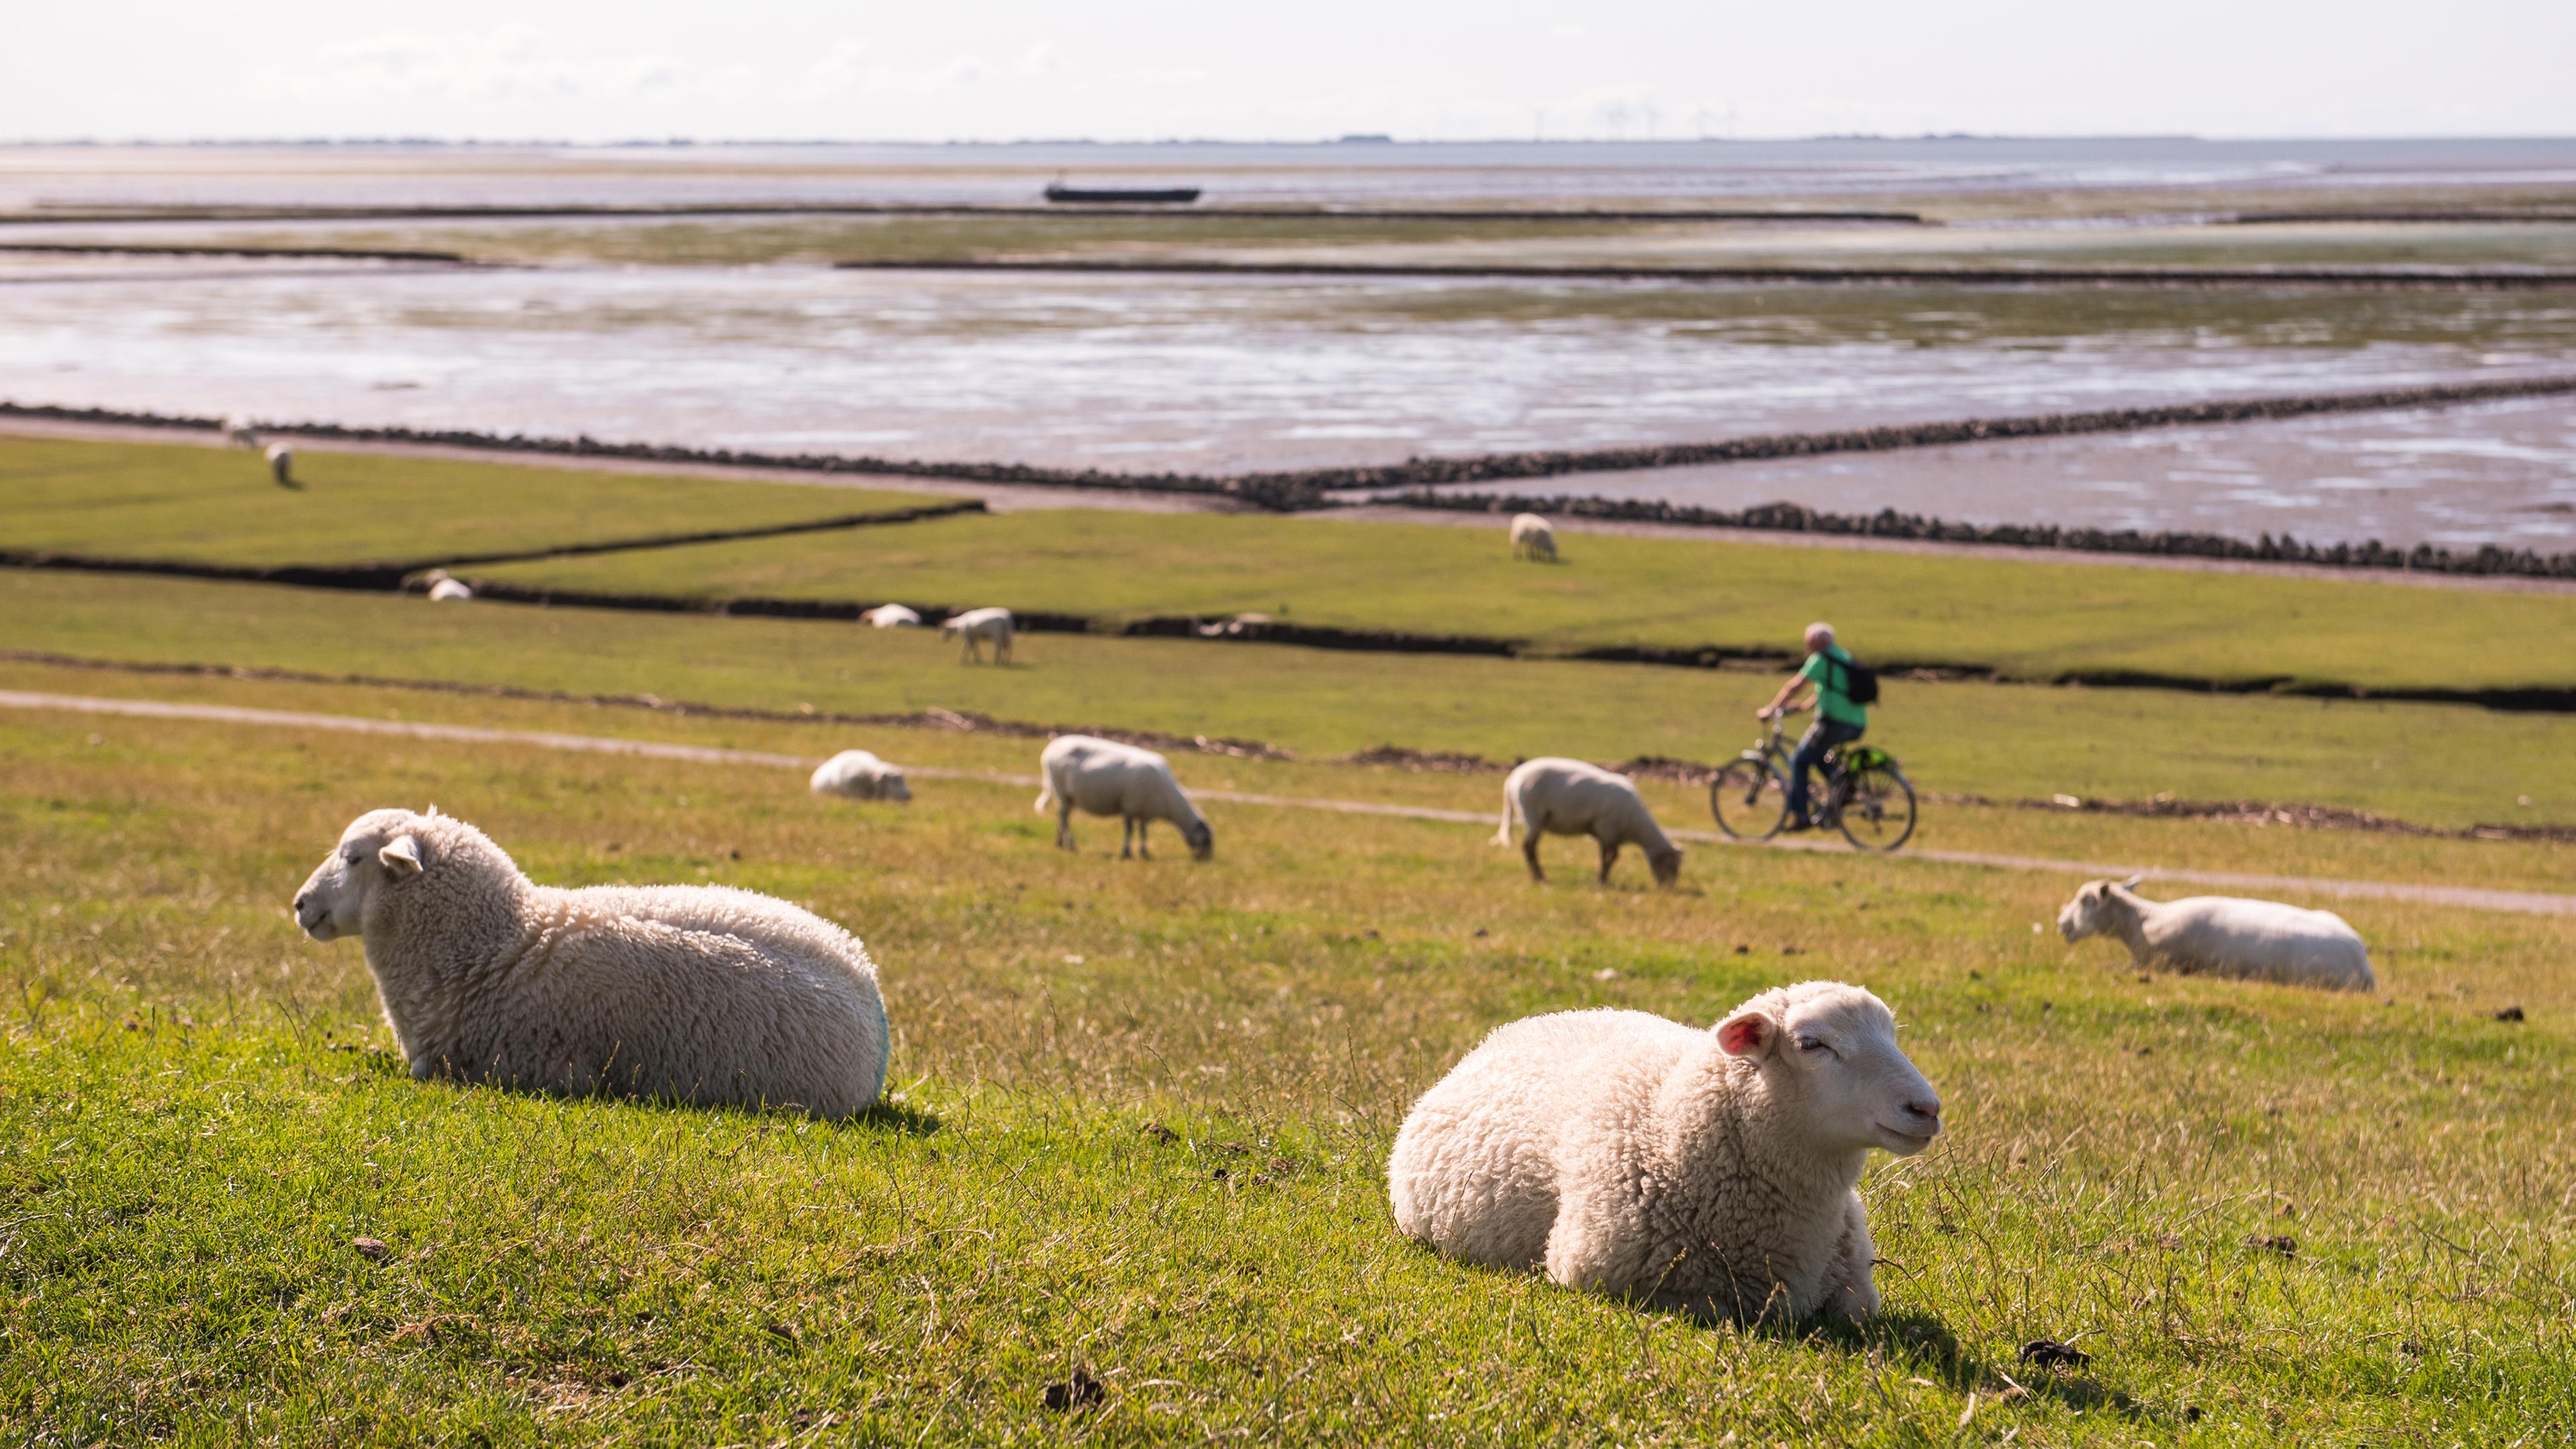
2058, 877, 2375, 991
810, 749, 912, 802
1389, 981, 1941, 1323
265, 443, 297, 488
1494, 757, 1680, 887
1035, 734, 1213, 861
863, 604, 922, 629
1509, 512, 1558, 561
943, 606, 1014, 663
292, 808, 890, 1116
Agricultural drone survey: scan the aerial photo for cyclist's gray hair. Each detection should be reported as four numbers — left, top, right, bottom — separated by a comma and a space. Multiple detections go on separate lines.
1805, 622, 1836, 646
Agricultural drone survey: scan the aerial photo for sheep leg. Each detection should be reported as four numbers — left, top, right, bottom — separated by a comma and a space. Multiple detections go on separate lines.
1135, 818, 1151, 859
1119, 817, 1134, 860
1597, 839, 1619, 883
1056, 802, 1077, 851
1521, 828, 1545, 883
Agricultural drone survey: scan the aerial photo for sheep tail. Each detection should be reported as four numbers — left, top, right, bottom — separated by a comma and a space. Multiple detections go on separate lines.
1492, 786, 1519, 847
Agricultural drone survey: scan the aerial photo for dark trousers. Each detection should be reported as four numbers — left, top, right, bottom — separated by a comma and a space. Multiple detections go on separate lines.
1786, 719, 1865, 824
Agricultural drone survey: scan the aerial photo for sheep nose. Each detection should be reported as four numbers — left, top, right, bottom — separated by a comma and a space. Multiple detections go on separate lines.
1904, 1098, 1943, 1129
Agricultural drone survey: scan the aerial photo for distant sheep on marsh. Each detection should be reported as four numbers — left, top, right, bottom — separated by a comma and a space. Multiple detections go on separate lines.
1509, 513, 1558, 562
943, 606, 1014, 663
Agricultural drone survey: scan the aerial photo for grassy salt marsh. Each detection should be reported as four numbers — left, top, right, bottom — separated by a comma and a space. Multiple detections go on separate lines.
10, 568, 2576, 834
2, 684, 2571, 1444
0, 435, 939, 569
465, 506, 2576, 697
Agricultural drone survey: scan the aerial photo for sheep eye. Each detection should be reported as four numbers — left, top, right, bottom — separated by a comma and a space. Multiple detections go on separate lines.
1796, 1036, 1831, 1055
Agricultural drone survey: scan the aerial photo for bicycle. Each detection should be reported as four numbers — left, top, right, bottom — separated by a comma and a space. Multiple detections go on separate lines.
1708, 714, 1918, 852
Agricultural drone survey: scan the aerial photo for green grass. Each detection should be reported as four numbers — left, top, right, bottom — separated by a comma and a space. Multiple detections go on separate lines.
4, 690, 2571, 1443
469, 506, 2576, 695
8, 568, 2576, 832
0, 435, 939, 569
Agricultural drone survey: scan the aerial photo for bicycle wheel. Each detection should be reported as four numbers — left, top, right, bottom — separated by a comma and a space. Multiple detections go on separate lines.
1835, 761, 1917, 852
1709, 758, 1790, 840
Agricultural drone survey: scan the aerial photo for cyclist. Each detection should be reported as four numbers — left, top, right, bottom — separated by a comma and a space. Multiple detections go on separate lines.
1756, 621, 1867, 833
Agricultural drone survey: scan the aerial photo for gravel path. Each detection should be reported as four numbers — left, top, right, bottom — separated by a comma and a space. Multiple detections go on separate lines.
8, 688, 2567, 918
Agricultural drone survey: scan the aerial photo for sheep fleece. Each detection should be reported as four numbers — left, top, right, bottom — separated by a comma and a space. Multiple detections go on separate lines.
356, 812, 887, 1114
1388, 1008, 1877, 1321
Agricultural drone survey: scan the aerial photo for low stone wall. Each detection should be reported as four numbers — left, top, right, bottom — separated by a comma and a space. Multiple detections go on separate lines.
1390, 491, 2576, 582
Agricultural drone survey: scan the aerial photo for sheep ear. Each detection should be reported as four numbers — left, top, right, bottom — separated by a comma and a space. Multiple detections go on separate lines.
378, 835, 425, 877
424, 803, 440, 818
2118, 873, 2144, 890
1715, 1009, 1778, 1059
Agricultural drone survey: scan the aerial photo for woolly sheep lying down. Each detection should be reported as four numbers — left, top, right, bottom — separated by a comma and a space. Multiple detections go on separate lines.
810, 749, 912, 802
2059, 877, 2375, 991
1036, 733, 1213, 861
293, 808, 891, 1116
1494, 757, 1681, 887
863, 604, 920, 629
1388, 981, 1941, 1323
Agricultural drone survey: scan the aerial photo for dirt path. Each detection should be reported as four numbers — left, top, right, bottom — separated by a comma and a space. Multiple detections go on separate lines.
8, 417, 2570, 593
9, 688, 2568, 918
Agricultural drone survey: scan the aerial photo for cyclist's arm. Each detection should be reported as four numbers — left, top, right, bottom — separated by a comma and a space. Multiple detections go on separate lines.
1758, 672, 1813, 719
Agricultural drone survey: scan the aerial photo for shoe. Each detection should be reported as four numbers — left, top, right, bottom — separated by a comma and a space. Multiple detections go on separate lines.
1779, 818, 1815, 834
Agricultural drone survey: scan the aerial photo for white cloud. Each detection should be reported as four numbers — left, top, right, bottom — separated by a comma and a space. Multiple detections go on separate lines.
250, 23, 757, 108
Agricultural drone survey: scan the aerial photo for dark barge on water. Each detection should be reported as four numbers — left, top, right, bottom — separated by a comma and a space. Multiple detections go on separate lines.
1043, 182, 1203, 205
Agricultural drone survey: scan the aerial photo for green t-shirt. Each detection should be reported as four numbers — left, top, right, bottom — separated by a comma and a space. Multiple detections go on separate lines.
1799, 645, 1868, 729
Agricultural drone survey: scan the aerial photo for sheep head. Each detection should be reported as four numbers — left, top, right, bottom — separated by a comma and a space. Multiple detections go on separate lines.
292, 808, 435, 941
1181, 816, 1215, 862
1647, 845, 1682, 888
2056, 879, 2138, 943
1714, 981, 1941, 1157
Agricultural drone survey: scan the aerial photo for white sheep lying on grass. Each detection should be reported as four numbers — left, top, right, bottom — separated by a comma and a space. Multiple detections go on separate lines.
292, 808, 891, 1116
1036, 734, 1213, 861
810, 749, 912, 803
427, 578, 474, 602
943, 606, 1014, 663
1389, 981, 1941, 1323
863, 604, 921, 629
1509, 513, 1558, 561
265, 443, 296, 487
2058, 877, 2375, 991
1494, 757, 1680, 887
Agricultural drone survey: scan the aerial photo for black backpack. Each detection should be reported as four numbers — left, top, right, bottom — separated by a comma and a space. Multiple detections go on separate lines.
1831, 653, 1880, 706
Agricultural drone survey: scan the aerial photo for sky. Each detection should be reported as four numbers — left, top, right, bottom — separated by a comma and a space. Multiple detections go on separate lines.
5, 0, 2573, 144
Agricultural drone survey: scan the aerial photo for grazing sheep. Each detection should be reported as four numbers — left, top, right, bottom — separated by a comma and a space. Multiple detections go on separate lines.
1509, 513, 1558, 562
2057, 877, 2375, 991
292, 808, 890, 1116
223, 413, 260, 449
1388, 981, 1941, 1323
265, 443, 296, 487
863, 604, 922, 629
427, 578, 473, 602
943, 606, 1014, 663
810, 749, 912, 803
1493, 757, 1680, 887
1034, 734, 1212, 861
